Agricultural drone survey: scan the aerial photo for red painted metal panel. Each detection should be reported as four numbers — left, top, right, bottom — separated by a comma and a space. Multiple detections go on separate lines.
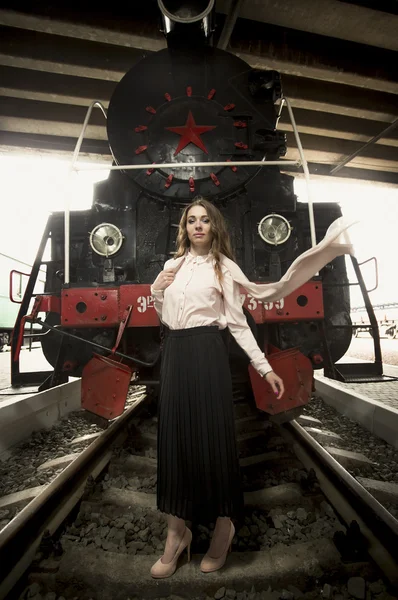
30, 294, 61, 315
119, 285, 159, 326
249, 345, 313, 415
59, 279, 324, 328
61, 289, 119, 327
81, 353, 132, 419
240, 281, 324, 323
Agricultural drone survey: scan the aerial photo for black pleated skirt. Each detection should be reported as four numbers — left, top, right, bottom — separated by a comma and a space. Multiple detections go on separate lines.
157, 325, 244, 523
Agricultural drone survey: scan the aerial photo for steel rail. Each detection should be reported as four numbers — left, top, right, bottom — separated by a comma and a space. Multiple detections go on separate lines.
0, 393, 149, 599
282, 420, 398, 589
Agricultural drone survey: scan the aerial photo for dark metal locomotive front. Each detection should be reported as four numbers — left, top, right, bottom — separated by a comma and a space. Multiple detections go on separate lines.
11, 1, 353, 421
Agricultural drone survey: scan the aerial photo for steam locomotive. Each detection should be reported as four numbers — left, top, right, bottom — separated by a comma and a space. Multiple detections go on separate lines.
12, 1, 359, 422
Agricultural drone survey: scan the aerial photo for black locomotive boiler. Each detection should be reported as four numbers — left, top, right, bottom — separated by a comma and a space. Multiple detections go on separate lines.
12, 1, 358, 422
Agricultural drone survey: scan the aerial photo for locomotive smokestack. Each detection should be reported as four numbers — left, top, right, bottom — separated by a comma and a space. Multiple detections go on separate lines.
157, 0, 215, 45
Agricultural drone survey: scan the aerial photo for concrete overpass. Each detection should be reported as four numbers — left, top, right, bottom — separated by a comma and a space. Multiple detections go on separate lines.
0, 0, 397, 184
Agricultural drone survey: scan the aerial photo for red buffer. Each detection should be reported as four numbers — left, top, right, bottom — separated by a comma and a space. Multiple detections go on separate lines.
81, 354, 133, 420
249, 344, 313, 415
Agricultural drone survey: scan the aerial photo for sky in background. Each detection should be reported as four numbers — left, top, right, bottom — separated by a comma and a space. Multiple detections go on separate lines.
0, 154, 397, 308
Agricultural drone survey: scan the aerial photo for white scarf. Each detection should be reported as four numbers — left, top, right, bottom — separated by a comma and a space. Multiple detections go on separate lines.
167, 217, 356, 302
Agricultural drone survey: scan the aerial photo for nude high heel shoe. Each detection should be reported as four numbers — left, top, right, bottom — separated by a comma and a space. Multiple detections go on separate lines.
200, 522, 235, 573
150, 526, 192, 579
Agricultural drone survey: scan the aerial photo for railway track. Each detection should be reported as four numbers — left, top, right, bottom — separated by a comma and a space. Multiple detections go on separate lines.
0, 382, 397, 600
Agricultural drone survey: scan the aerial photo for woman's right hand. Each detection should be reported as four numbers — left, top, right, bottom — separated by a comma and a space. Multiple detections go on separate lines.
152, 268, 176, 292
264, 371, 284, 400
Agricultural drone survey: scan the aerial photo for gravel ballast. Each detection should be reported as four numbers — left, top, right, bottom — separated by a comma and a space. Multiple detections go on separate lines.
303, 396, 398, 518
17, 577, 397, 600
0, 412, 102, 527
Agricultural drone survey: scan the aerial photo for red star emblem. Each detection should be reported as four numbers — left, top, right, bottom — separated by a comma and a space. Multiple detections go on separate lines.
166, 111, 216, 156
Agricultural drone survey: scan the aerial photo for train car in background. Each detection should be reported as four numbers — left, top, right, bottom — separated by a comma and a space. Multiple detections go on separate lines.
0, 253, 44, 351
352, 303, 398, 339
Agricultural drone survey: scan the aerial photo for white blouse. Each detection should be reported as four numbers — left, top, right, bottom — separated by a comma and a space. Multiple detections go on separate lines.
151, 251, 272, 377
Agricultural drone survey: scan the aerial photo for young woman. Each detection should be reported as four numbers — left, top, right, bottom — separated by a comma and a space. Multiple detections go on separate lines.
150, 196, 354, 579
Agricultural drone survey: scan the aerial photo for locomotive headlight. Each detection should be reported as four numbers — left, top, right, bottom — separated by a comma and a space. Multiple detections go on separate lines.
89, 223, 124, 257
258, 214, 292, 246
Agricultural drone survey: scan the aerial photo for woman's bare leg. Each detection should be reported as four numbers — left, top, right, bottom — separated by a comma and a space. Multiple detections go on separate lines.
162, 515, 186, 563
207, 516, 232, 557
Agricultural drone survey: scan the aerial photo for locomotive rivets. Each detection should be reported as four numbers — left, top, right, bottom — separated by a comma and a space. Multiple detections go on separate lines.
165, 174, 174, 188
135, 145, 148, 155
234, 121, 247, 128
146, 162, 155, 175
226, 158, 238, 172
101, 315, 107, 321
210, 173, 220, 186
101, 294, 107, 300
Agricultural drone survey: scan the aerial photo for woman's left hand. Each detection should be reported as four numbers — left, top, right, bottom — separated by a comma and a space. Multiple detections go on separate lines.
264, 371, 285, 400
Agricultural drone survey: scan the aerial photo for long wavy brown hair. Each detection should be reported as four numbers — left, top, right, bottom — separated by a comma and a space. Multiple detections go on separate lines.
174, 197, 235, 282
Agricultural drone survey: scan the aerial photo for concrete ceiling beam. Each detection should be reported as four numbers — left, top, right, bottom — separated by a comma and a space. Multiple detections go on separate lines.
234, 43, 397, 95
0, 130, 111, 158
216, 0, 398, 51
283, 163, 398, 186
284, 132, 398, 172
282, 75, 397, 122
0, 26, 144, 81
1, 10, 397, 94
0, 96, 107, 139
0, 9, 166, 52
0, 117, 106, 141
278, 109, 398, 147
3, 3, 397, 54
0, 66, 116, 106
